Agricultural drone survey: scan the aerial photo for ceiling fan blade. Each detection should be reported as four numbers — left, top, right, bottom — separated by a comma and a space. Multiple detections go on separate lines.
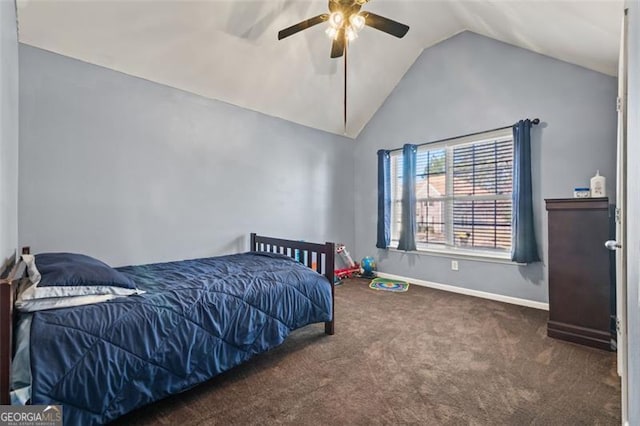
363, 12, 409, 38
330, 28, 345, 58
278, 14, 329, 40
226, 0, 297, 41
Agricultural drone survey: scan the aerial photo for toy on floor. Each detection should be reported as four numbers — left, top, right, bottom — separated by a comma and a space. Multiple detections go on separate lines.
334, 244, 360, 284
360, 256, 377, 278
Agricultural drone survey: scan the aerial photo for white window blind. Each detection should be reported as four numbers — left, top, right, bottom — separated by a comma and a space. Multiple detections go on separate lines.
390, 130, 514, 254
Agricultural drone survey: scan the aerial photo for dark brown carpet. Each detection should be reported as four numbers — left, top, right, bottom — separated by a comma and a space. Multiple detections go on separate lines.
113, 279, 620, 425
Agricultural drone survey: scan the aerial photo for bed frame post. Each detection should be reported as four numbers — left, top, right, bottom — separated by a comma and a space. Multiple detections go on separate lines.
0, 279, 13, 405
249, 233, 257, 251
0, 250, 23, 405
324, 242, 335, 336
0, 248, 27, 405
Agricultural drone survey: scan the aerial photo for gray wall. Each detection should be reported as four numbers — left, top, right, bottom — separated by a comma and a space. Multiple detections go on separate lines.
0, 0, 19, 271
18, 45, 355, 267
626, 2, 639, 423
353, 31, 618, 303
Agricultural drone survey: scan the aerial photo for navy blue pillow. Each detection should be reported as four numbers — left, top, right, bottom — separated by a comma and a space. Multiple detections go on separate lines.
35, 253, 136, 289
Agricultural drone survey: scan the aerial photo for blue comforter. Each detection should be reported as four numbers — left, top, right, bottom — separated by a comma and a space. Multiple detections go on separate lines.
28, 252, 332, 425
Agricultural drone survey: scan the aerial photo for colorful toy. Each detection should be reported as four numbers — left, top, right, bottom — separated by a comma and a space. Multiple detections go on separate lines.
336, 245, 356, 268
360, 256, 377, 278
334, 244, 360, 284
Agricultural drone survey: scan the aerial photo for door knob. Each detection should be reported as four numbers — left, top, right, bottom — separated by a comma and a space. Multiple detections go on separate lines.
605, 240, 621, 250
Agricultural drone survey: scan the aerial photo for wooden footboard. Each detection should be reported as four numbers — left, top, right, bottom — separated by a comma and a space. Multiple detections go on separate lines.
250, 233, 336, 335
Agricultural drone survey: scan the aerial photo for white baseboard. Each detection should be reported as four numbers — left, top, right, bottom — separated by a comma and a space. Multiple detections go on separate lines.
376, 272, 549, 311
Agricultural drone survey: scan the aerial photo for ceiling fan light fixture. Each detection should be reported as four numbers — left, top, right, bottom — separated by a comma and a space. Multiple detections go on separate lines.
277, 0, 410, 134
328, 11, 344, 29
349, 14, 365, 32
345, 26, 358, 42
325, 26, 339, 40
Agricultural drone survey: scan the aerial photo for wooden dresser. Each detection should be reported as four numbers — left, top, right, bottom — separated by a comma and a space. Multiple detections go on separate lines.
545, 198, 613, 350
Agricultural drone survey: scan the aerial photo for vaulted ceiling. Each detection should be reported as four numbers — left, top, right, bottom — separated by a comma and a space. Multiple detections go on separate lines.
16, 0, 623, 138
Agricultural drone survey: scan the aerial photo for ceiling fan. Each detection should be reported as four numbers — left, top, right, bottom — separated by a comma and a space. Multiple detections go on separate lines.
277, 0, 409, 133
277, 0, 409, 58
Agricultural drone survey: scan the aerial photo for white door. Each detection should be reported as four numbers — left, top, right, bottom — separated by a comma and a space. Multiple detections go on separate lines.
610, 8, 629, 424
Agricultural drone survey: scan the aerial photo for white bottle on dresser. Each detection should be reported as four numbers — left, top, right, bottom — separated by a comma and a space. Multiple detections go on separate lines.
590, 170, 606, 197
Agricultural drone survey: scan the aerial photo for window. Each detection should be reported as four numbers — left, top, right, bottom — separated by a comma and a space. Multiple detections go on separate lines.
390, 130, 513, 256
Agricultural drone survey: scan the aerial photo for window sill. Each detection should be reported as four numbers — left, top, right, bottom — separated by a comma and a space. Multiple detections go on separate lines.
387, 245, 524, 265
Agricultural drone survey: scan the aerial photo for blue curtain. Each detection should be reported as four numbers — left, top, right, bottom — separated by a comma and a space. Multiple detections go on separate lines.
512, 120, 540, 263
397, 144, 417, 251
376, 150, 391, 249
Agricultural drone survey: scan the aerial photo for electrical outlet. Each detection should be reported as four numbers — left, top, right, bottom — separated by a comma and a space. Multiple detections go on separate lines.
451, 260, 459, 271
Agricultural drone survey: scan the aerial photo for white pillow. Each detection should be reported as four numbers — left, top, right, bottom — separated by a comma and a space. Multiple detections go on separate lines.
15, 294, 119, 313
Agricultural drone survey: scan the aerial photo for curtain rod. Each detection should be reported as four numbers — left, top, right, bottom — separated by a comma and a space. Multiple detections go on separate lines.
388, 118, 540, 154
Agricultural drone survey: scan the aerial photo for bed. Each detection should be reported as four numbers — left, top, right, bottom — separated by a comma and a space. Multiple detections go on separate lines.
0, 233, 335, 425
